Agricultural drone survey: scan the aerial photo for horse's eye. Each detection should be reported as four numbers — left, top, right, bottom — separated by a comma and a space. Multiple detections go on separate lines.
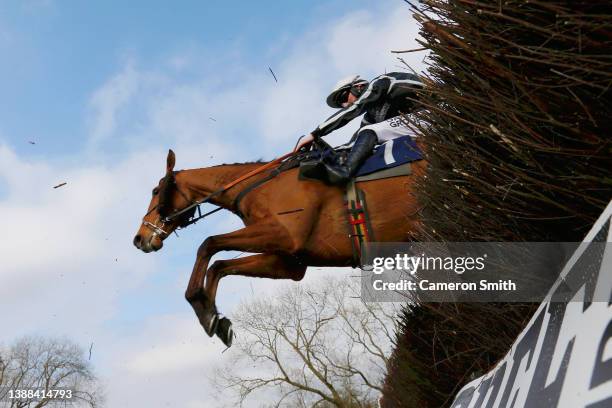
152, 187, 159, 196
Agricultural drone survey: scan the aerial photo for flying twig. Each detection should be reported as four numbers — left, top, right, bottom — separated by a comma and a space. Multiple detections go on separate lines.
231, 252, 246, 259
53, 182, 67, 189
268, 66, 278, 83
391, 47, 427, 53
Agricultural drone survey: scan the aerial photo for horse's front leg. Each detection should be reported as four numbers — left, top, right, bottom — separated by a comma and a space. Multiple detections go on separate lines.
184, 237, 222, 336
185, 221, 309, 339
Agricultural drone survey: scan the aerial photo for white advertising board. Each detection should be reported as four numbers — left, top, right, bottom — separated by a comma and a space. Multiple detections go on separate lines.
451, 201, 612, 408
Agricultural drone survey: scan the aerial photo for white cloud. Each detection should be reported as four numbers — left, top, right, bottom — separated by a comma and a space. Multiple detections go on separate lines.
83, 5, 426, 159
0, 144, 160, 337
124, 318, 221, 376
101, 314, 226, 407
88, 62, 141, 146
325, 9, 424, 74
256, 6, 425, 148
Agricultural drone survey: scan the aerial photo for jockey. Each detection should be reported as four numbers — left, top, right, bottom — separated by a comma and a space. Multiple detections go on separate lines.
296, 72, 424, 185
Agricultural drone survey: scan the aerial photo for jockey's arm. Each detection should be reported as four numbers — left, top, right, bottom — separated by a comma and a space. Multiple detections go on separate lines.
294, 133, 315, 152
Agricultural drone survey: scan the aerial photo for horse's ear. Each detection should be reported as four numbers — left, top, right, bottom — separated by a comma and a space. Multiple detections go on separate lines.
166, 149, 176, 173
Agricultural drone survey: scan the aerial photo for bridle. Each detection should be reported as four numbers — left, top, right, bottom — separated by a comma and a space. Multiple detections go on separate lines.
141, 151, 295, 238
141, 173, 223, 239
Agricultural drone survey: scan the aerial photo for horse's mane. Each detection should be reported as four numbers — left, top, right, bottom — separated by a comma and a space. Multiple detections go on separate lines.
175, 160, 269, 173
211, 159, 266, 167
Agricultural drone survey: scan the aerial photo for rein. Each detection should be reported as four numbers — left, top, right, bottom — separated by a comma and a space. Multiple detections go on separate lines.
160, 151, 295, 227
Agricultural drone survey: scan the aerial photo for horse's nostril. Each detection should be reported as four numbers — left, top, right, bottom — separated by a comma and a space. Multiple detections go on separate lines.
133, 235, 142, 247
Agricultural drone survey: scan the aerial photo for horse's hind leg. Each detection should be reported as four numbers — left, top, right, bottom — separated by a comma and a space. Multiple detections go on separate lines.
204, 253, 306, 347
206, 253, 306, 300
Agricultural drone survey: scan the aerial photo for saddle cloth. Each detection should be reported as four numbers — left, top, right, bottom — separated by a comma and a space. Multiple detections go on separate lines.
294, 135, 422, 184
355, 135, 422, 176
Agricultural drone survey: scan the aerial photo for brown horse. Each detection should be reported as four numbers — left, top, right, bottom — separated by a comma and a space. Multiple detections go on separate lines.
133, 150, 425, 346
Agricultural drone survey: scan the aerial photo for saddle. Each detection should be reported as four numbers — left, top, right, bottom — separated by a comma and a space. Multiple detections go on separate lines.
295, 135, 423, 184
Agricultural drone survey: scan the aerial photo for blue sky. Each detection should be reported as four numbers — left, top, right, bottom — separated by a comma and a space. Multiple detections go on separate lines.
0, 1, 426, 406
1, 0, 379, 156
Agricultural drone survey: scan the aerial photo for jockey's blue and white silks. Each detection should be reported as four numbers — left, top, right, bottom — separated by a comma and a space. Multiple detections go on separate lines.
356, 136, 422, 176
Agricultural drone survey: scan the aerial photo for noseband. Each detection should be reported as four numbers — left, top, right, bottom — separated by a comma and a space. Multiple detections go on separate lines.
143, 219, 168, 238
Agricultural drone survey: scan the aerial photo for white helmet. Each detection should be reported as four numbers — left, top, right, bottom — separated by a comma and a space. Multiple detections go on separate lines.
326, 74, 369, 108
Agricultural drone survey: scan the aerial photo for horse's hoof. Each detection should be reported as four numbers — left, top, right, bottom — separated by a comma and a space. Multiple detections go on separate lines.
203, 312, 219, 337
216, 317, 234, 348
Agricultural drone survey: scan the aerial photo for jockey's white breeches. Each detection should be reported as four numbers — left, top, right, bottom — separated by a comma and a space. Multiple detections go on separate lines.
359, 115, 417, 143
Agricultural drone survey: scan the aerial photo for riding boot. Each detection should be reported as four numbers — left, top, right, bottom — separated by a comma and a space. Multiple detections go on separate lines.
326, 130, 377, 185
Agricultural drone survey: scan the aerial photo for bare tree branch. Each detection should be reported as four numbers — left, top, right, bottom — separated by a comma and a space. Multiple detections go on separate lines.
0, 336, 104, 408
212, 277, 394, 407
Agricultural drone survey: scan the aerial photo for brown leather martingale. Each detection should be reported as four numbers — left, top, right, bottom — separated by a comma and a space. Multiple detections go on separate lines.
345, 181, 374, 267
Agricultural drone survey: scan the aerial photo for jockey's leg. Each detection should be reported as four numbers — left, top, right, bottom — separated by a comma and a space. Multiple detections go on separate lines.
326, 129, 377, 185
326, 115, 416, 185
